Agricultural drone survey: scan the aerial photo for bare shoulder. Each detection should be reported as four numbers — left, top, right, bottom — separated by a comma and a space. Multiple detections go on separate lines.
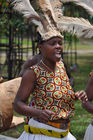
19, 54, 42, 77
24, 54, 42, 68
22, 68, 36, 83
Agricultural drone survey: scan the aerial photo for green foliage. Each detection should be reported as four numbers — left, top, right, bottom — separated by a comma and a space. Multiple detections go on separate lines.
0, 0, 9, 35
0, 0, 28, 36
64, 33, 79, 45
70, 54, 93, 139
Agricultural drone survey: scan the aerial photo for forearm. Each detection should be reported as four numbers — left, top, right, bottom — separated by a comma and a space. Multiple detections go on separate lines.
82, 100, 93, 114
13, 100, 55, 123
13, 100, 40, 118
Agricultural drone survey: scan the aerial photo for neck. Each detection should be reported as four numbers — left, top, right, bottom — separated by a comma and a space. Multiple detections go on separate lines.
41, 59, 56, 72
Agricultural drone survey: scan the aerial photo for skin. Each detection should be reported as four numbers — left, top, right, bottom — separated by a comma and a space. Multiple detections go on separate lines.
82, 75, 93, 114
19, 46, 74, 87
19, 53, 42, 77
0, 77, 3, 83
13, 36, 87, 124
38, 37, 63, 71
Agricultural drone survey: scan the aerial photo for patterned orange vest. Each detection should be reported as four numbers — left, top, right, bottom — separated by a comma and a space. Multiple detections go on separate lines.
30, 61, 75, 120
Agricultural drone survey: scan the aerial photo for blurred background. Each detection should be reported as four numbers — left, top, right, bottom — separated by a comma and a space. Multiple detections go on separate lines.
0, 0, 93, 140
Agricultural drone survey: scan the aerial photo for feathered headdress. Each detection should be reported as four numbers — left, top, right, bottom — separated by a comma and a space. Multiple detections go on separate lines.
59, 0, 93, 38
8, 0, 63, 40
61, 0, 93, 16
8, 0, 93, 39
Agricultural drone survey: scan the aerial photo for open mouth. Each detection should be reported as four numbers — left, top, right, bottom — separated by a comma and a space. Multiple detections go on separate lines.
55, 51, 62, 58
55, 50, 62, 55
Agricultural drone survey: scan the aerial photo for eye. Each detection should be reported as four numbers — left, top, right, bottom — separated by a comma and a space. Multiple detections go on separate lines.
58, 41, 62, 45
49, 41, 56, 46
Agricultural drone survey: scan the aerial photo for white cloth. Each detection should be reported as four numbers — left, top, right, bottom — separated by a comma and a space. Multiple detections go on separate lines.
17, 118, 76, 140
84, 123, 93, 140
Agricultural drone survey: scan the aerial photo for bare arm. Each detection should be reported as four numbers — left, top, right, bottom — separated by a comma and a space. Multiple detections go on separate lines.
86, 75, 93, 101
82, 75, 93, 114
82, 101, 93, 114
14, 68, 55, 123
14, 68, 38, 117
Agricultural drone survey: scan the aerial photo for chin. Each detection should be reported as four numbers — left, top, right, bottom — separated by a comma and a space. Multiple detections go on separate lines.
56, 57, 61, 62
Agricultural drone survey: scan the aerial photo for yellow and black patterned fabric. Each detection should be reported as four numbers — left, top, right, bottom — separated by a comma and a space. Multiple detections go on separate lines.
24, 125, 69, 138
30, 61, 75, 120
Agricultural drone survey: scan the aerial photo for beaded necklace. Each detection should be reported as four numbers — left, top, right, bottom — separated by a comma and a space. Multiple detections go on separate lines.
41, 60, 53, 72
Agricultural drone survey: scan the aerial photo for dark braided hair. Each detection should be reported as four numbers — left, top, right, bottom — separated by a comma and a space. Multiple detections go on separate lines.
36, 32, 44, 44
36, 32, 45, 54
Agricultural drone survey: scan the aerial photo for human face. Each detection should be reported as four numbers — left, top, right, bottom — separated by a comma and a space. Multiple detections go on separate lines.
39, 37, 63, 63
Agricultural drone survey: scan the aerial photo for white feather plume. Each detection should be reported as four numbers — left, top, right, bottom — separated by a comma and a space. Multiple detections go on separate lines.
60, 0, 93, 16
36, 0, 57, 27
8, 0, 93, 39
57, 16, 93, 38
8, 0, 43, 27
48, 0, 93, 38
50, 0, 63, 21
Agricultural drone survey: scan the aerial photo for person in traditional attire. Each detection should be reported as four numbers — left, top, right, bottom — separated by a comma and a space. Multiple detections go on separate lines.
82, 71, 93, 140
8, 0, 88, 140
19, 53, 74, 87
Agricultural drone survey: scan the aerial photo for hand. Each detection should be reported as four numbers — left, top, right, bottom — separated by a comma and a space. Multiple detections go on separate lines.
75, 90, 88, 103
34, 109, 55, 123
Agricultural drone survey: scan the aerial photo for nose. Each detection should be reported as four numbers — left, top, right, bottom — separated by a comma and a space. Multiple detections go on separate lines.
56, 43, 63, 50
